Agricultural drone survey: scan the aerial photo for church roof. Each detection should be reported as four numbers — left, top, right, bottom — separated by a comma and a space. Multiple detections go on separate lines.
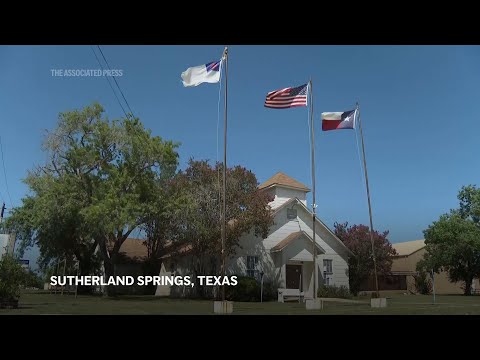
258, 172, 310, 192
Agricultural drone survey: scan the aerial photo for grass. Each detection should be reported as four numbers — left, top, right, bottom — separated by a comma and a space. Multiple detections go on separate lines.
1, 291, 480, 315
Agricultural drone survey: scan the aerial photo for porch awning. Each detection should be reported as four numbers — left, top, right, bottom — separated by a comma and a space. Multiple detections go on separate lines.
270, 231, 325, 255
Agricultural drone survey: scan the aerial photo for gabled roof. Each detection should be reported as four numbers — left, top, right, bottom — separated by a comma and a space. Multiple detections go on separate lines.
272, 197, 298, 215
272, 197, 353, 257
392, 239, 425, 257
259, 172, 310, 192
271, 231, 325, 253
119, 238, 193, 260
119, 238, 148, 259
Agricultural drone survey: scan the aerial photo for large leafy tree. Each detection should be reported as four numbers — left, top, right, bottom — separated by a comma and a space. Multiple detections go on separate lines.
7, 175, 101, 294
139, 176, 191, 294
7, 104, 112, 277
7, 103, 179, 295
177, 160, 274, 297
419, 185, 480, 295
334, 222, 397, 295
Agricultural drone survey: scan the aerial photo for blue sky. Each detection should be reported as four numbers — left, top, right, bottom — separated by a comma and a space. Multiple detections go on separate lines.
0, 45, 479, 270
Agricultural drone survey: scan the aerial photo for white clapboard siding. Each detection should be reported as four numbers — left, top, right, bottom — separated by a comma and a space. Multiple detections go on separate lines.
269, 187, 308, 209
233, 197, 350, 291
318, 254, 350, 288
296, 212, 350, 260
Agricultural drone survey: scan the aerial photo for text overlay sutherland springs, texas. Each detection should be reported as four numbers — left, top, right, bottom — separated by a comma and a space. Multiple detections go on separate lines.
50, 276, 238, 287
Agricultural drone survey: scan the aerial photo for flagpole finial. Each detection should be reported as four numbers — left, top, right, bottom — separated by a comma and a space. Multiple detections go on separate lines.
223, 47, 228, 59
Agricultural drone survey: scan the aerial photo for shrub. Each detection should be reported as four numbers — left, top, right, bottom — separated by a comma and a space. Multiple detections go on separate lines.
226, 276, 259, 302
225, 276, 281, 302
317, 284, 352, 299
22, 269, 43, 289
414, 271, 432, 295
261, 279, 280, 302
0, 255, 26, 301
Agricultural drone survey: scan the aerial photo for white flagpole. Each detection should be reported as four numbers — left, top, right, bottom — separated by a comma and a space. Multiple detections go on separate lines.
309, 80, 317, 300
221, 47, 228, 303
356, 102, 380, 298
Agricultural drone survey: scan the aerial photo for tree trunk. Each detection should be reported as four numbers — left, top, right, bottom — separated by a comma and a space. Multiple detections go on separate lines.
75, 242, 99, 294
77, 257, 93, 294
143, 258, 162, 295
464, 277, 473, 295
103, 260, 116, 297
96, 236, 118, 297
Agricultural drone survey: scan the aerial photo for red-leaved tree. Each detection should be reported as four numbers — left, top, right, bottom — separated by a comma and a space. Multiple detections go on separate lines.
334, 222, 397, 295
175, 160, 275, 298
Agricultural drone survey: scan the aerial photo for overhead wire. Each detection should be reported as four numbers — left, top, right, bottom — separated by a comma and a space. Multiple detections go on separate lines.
0, 136, 14, 209
90, 46, 130, 119
97, 45, 135, 118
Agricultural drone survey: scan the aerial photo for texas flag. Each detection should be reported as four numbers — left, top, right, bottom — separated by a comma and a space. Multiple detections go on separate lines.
321, 109, 357, 131
181, 60, 221, 87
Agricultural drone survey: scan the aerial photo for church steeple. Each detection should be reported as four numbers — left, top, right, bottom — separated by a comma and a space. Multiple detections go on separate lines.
258, 172, 310, 192
258, 172, 309, 209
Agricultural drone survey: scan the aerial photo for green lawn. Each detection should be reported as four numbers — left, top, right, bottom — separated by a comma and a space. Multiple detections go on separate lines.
1, 291, 480, 315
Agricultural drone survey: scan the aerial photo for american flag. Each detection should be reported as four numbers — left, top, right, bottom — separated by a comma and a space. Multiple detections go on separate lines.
264, 83, 308, 109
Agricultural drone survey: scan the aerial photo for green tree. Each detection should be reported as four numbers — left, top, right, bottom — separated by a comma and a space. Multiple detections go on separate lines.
22, 269, 44, 289
421, 189, 480, 295
7, 103, 179, 296
7, 173, 98, 283
334, 222, 397, 296
0, 255, 25, 302
138, 176, 191, 294
458, 185, 480, 223
412, 270, 432, 295
7, 104, 111, 287
178, 160, 274, 298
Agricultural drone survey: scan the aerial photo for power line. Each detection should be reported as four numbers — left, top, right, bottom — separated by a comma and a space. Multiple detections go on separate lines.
0, 136, 14, 209
97, 45, 135, 118
0, 178, 5, 205
0, 146, 5, 204
90, 46, 130, 120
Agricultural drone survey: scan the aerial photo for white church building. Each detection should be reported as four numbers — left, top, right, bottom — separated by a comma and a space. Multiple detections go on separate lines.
154, 172, 351, 300
228, 172, 351, 300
